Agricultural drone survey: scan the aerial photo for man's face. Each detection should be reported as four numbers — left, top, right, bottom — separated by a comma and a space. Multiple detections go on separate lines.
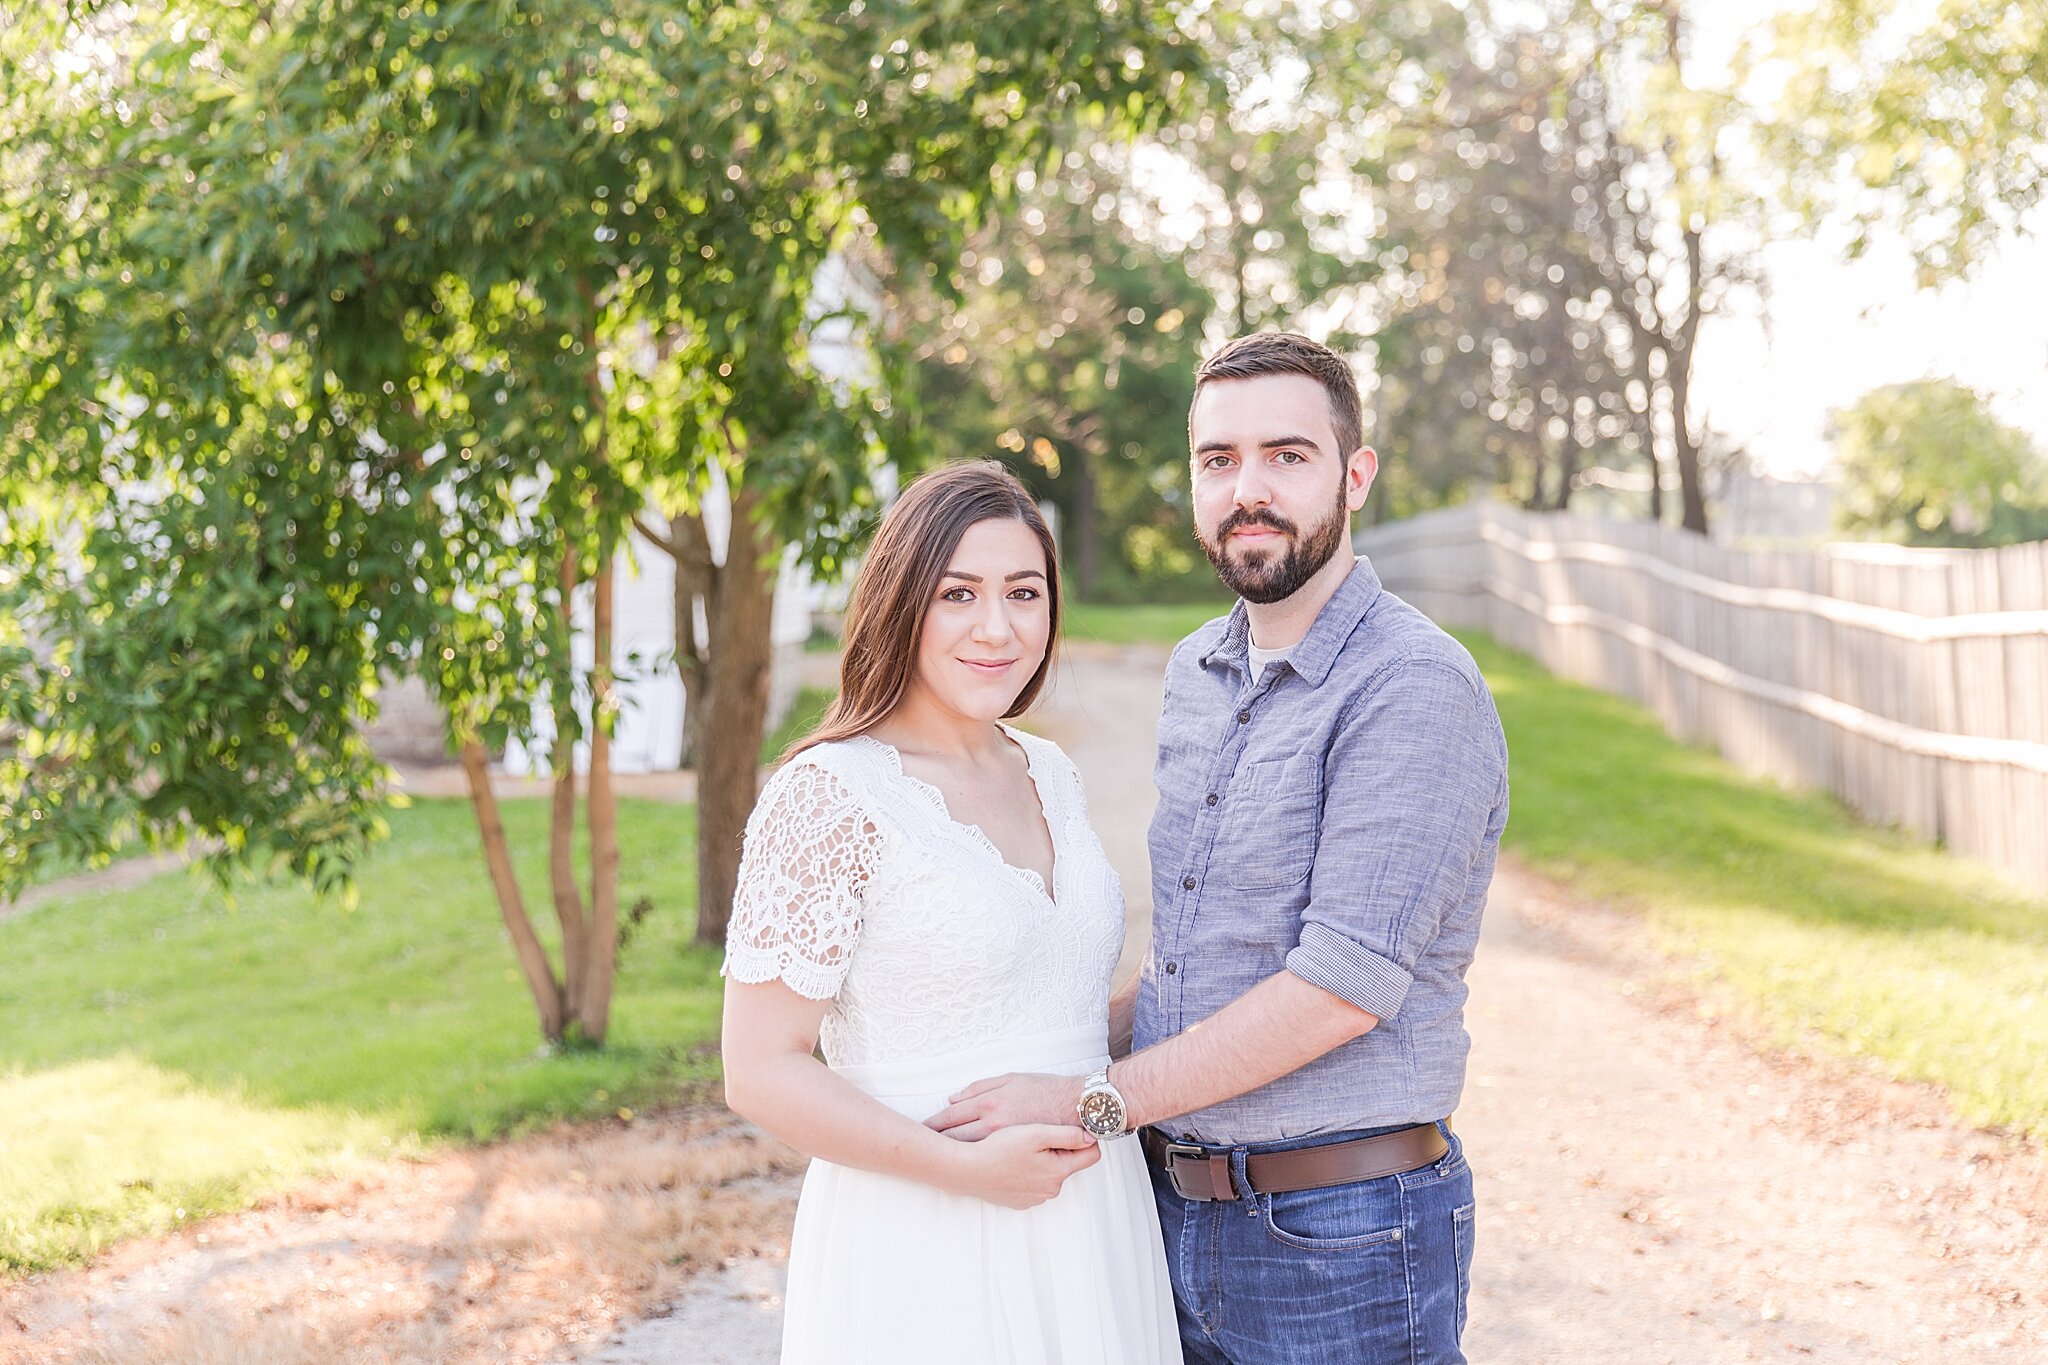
1189, 373, 1376, 605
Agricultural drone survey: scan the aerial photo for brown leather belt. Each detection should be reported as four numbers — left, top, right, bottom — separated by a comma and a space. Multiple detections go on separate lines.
1141, 1123, 1450, 1202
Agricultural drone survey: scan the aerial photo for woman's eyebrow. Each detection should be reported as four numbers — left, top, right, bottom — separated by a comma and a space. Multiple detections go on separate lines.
940, 569, 1047, 583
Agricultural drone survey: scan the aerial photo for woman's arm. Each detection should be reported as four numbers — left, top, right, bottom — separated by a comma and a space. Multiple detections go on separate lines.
1108, 969, 1141, 1061
722, 978, 1101, 1210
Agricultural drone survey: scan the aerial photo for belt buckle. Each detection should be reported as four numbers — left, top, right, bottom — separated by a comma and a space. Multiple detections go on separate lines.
1161, 1140, 1227, 1202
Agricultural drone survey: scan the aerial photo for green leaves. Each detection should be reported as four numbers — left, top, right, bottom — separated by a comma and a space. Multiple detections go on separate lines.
1750, 0, 2048, 283
1831, 379, 2048, 546
1, 0, 1193, 903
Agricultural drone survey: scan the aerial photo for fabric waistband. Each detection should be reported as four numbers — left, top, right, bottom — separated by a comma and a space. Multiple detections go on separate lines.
830, 1023, 1108, 1101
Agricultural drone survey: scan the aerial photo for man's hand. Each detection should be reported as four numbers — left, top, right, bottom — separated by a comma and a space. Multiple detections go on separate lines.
925, 1071, 1084, 1142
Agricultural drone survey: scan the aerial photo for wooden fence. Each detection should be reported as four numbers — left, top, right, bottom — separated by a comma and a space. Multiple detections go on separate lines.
1356, 501, 2048, 893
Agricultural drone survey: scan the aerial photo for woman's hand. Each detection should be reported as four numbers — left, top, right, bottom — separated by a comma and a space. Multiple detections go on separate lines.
935, 1123, 1102, 1209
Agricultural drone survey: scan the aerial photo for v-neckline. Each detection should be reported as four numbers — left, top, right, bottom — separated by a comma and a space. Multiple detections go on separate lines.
858, 724, 1060, 907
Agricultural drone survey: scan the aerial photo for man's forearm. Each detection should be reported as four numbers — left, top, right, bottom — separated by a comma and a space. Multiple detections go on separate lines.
1110, 969, 1377, 1131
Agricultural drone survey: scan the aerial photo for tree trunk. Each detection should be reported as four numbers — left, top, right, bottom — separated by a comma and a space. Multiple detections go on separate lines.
1554, 416, 1583, 510
549, 555, 589, 1019
694, 487, 778, 946
1670, 389, 1709, 534
460, 738, 566, 1042
579, 538, 622, 1041
669, 512, 713, 768
1671, 225, 1711, 536
1525, 438, 1549, 510
1071, 444, 1099, 597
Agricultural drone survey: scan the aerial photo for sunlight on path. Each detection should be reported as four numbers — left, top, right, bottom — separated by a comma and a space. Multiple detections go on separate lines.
584, 646, 2046, 1365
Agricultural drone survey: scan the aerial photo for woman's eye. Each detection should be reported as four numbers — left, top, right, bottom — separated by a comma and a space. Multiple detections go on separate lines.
1008, 587, 1042, 601
941, 587, 974, 603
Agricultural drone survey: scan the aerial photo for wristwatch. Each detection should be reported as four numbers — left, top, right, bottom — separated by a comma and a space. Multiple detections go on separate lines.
1077, 1066, 1132, 1139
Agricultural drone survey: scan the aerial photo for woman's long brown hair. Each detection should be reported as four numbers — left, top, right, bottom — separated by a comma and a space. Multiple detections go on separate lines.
787, 460, 1061, 760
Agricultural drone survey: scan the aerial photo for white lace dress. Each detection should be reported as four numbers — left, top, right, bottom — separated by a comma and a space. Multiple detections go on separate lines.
723, 725, 1181, 1365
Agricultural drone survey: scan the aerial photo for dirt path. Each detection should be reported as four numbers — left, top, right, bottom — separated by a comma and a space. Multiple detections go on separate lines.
1, 1109, 806, 1364
580, 644, 2047, 1364
8, 645, 2044, 1362
2, 849, 204, 923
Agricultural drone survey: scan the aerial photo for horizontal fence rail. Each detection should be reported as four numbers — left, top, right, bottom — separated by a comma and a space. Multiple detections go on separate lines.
1357, 502, 2048, 892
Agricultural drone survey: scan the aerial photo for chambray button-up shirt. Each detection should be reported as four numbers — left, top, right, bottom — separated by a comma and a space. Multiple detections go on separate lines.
1138, 556, 1510, 1145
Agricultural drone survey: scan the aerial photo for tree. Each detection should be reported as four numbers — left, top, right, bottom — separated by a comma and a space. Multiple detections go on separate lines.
1366, 24, 1650, 518
1365, 1, 1760, 535
885, 144, 1214, 600
0, 0, 1193, 1041
1831, 380, 2048, 546
1752, 0, 2048, 284
1124, 1, 1463, 340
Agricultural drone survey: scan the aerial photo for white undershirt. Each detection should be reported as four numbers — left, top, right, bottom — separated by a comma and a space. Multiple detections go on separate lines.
1246, 639, 1293, 679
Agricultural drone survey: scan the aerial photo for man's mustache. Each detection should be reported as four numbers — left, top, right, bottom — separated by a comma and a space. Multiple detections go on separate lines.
1215, 508, 1298, 539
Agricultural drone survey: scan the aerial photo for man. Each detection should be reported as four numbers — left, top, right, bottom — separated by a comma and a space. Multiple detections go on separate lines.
931, 332, 1510, 1363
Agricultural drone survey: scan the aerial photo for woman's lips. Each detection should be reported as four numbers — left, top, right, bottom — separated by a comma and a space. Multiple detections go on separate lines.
960, 658, 1016, 675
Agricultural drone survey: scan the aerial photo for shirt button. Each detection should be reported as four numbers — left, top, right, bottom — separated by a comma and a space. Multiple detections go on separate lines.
1237, 709, 1251, 724
1182, 875, 1196, 890
1165, 961, 1179, 975
1206, 792, 1219, 806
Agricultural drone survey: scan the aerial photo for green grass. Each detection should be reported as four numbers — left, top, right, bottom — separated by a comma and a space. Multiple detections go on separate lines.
0, 797, 722, 1272
1063, 599, 1234, 647
762, 685, 835, 762
1465, 631, 2048, 1142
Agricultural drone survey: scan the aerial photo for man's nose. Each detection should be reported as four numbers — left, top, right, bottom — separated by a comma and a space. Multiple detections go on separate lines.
1233, 461, 1273, 509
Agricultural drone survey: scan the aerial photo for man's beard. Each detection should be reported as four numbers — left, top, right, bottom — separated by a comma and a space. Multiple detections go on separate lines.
1198, 480, 1351, 605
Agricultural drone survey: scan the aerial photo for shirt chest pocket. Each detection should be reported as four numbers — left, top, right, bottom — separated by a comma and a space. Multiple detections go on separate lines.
1215, 755, 1321, 891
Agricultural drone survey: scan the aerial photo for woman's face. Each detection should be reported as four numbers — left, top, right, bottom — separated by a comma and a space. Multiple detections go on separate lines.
909, 517, 1052, 723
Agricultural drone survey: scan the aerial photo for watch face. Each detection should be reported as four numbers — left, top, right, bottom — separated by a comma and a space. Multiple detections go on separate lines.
1079, 1087, 1125, 1136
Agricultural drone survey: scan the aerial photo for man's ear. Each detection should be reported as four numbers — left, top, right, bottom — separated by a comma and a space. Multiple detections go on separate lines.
1347, 447, 1379, 511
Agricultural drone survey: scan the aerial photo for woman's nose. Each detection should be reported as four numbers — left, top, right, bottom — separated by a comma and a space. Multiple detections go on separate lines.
973, 599, 1015, 643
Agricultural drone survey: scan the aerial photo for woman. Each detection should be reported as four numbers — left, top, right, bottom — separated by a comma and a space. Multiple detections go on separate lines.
721, 460, 1181, 1364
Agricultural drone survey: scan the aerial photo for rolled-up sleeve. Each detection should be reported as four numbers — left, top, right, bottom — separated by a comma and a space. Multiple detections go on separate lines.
1285, 658, 1507, 1021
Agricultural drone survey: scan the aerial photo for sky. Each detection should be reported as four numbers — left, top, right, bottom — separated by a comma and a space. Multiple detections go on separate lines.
1686, 1, 2048, 481
1693, 228, 2048, 480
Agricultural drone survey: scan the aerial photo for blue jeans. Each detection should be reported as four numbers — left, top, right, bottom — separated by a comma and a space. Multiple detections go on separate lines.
1147, 1122, 1474, 1365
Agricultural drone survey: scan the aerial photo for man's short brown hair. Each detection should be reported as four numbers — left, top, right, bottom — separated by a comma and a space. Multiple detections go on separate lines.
1193, 332, 1365, 458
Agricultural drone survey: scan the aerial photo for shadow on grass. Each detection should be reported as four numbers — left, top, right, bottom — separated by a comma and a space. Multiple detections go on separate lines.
0, 798, 729, 1269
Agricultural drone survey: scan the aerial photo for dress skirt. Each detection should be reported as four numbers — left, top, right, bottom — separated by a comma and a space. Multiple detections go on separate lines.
779, 1023, 1183, 1364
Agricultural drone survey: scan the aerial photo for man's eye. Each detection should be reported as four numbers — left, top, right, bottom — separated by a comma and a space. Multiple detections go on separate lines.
1276, 450, 1307, 464
1202, 455, 1233, 470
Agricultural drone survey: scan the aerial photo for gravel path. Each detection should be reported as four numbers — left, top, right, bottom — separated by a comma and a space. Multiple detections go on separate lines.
578, 643, 2047, 1364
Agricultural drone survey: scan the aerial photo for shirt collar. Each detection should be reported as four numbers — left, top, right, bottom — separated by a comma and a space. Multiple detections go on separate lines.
1200, 555, 1384, 688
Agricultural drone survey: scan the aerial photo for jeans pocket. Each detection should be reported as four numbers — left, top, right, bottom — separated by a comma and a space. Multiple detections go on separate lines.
1257, 1179, 1406, 1253
1398, 1130, 1469, 1193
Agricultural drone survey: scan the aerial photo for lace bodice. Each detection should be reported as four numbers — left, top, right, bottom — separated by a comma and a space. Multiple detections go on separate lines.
722, 726, 1127, 1067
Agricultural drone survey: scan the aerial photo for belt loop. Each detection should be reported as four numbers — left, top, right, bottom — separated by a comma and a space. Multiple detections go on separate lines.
1228, 1148, 1256, 1212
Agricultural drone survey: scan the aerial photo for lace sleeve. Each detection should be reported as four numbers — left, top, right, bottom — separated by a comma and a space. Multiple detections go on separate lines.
722, 758, 883, 1001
